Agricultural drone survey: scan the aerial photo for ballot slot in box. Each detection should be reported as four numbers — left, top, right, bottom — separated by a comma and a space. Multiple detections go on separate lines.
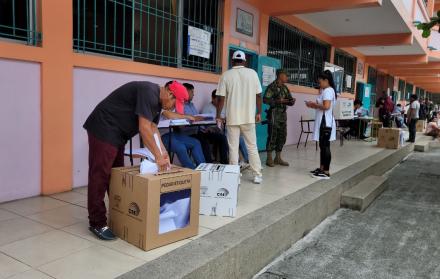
109, 165, 200, 251
196, 163, 240, 218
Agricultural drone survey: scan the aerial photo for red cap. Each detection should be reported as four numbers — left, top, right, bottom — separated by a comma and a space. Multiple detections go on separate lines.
168, 81, 189, 114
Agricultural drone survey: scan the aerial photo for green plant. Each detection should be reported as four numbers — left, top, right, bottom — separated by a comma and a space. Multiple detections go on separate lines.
417, 11, 440, 38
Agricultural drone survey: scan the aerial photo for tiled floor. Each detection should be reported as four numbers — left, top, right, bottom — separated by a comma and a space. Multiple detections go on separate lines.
0, 140, 386, 278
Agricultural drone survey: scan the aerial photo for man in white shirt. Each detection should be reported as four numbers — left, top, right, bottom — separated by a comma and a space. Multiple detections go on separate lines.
216, 50, 263, 184
407, 94, 420, 143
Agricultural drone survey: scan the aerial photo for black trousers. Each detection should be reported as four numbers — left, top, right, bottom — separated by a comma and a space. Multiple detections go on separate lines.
409, 118, 418, 143
319, 128, 332, 172
191, 132, 228, 164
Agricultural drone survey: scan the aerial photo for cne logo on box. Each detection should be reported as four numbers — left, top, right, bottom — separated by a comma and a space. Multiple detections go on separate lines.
216, 188, 230, 198
128, 202, 140, 216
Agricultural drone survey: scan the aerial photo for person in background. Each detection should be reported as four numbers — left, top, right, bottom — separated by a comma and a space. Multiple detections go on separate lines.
202, 90, 250, 168
183, 84, 228, 164
419, 97, 427, 122
306, 70, 337, 180
216, 50, 263, 184
263, 69, 295, 167
83, 80, 185, 240
393, 104, 406, 128
407, 94, 420, 143
344, 99, 368, 139
160, 82, 206, 169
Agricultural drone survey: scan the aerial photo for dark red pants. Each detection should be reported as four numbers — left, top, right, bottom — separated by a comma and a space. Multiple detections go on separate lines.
87, 133, 124, 228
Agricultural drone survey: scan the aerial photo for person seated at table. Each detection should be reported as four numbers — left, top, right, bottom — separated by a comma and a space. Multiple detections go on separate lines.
159, 81, 206, 169
202, 90, 250, 169
393, 104, 406, 128
181, 83, 229, 164
344, 99, 368, 139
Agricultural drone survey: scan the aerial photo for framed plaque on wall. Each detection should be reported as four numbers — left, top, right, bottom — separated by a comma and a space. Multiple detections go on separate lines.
236, 8, 254, 37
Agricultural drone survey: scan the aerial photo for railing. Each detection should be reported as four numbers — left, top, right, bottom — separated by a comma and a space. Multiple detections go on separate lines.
0, 0, 41, 45
73, 0, 223, 73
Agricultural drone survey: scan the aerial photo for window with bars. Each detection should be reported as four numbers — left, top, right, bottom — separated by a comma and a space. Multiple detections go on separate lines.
334, 49, 356, 93
73, 0, 223, 73
398, 79, 405, 100
0, 0, 40, 45
267, 18, 330, 88
406, 83, 414, 100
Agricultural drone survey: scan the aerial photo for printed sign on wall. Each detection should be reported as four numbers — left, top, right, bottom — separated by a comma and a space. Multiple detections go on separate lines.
188, 26, 211, 59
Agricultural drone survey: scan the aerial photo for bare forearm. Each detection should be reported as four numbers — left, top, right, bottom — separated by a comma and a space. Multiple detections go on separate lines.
140, 123, 163, 159
216, 97, 225, 118
256, 94, 262, 114
162, 110, 191, 120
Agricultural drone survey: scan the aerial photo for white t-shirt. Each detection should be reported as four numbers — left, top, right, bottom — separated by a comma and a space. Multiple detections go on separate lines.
410, 100, 420, 119
216, 66, 262, 126
313, 87, 336, 142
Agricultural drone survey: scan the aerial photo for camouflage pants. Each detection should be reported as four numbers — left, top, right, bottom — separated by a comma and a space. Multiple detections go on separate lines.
266, 118, 287, 152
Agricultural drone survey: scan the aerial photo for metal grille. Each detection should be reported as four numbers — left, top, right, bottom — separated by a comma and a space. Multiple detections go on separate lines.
73, 0, 222, 73
398, 79, 405, 100
0, 0, 40, 45
406, 83, 414, 100
267, 18, 330, 88
334, 49, 356, 93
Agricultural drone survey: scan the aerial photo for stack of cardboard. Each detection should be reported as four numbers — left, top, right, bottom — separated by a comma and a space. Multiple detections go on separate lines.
378, 128, 403, 149
109, 165, 200, 251
416, 120, 426, 132
197, 164, 240, 218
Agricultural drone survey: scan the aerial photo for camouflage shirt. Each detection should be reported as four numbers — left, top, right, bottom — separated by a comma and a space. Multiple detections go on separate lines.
264, 81, 294, 112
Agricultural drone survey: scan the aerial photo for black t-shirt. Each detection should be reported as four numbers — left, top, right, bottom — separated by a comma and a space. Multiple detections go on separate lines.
84, 81, 161, 147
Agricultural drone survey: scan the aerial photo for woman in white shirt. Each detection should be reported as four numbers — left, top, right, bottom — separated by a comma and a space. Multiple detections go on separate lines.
306, 70, 337, 179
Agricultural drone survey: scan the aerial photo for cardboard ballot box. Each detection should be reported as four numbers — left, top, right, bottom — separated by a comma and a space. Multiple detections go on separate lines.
109, 165, 200, 251
378, 128, 403, 149
334, 99, 354, 120
416, 120, 426, 132
196, 164, 240, 218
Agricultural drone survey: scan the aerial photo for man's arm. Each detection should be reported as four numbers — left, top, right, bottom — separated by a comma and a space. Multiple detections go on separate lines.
138, 116, 170, 171
162, 110, 196, 121
216, 96, 225, 119
256, 93, 262, 123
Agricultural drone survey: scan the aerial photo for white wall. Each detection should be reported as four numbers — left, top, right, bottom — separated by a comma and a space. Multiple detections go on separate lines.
0, 59, 41, 203
73, 68, 217, 187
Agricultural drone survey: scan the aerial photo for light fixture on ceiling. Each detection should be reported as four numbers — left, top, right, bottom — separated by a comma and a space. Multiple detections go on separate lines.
345, 18, 350, 22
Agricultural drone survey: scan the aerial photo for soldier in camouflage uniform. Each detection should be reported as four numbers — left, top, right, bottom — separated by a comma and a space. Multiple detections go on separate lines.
264, 69, 295, 167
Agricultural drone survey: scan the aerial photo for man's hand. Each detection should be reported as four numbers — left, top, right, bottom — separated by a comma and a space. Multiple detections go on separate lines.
256, 113, 262, 123
216, 117, 225, 129
156, 153, 171, 172
193, 116, 205, 122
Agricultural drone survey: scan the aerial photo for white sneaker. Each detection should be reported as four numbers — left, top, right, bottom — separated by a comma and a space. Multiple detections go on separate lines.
253, 175, 263, 184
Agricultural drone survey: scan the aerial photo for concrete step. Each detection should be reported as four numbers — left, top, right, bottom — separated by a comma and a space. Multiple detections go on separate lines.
119, 144, 413, 279
341, 175, 387, 212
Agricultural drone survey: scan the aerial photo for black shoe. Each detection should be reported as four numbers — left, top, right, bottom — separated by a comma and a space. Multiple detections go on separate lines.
310, 168, 322, 174
89, 226, 117, 241
312, 171, 330, 180
360, 135, 369, 140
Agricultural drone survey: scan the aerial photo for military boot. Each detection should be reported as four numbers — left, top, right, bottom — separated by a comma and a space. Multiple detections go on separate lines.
274, 152, 289, 166
266, 151, 275, 167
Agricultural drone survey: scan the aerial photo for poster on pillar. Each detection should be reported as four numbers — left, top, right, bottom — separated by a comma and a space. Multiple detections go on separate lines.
324, 62, 344, 95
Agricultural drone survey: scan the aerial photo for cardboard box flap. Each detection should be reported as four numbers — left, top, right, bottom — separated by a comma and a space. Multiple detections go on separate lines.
196, 163, 240, 174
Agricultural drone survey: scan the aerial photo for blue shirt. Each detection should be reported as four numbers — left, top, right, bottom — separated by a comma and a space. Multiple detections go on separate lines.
179, 102, 199, 135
